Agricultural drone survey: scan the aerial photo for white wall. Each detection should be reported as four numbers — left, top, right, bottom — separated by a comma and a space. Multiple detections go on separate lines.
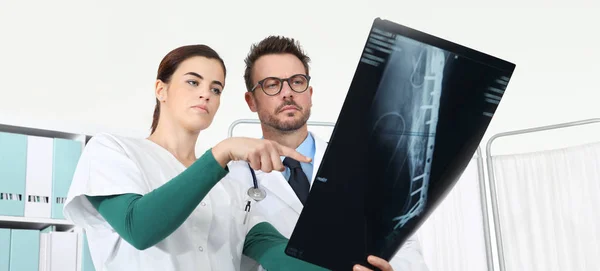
1, 0, 598, 155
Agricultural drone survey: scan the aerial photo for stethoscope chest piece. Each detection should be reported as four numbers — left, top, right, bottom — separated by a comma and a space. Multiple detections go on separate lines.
247, 187, 267, 202
247, 163, 267, 201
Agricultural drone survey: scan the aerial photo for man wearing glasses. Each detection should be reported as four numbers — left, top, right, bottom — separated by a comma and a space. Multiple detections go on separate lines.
230, 35, 429, 271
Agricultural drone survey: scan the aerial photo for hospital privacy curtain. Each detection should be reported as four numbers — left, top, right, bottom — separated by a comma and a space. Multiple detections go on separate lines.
492, 141, 600, 271
416, 156, 489, 271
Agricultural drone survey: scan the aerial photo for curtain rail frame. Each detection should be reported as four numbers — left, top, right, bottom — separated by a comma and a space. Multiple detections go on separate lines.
227, 118, 337, 138
228, 118, 492, 271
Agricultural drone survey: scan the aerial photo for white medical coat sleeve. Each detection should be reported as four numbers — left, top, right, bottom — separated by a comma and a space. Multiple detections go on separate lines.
389, 234, 430, 271
63, 133, 148, 230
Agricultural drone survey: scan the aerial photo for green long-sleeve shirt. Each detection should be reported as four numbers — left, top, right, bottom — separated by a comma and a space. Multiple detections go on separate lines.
85, 149, 326, 270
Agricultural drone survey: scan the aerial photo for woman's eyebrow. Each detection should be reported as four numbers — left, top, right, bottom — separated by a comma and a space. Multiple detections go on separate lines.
184, 72, 222, 87
184, 72, 203, 79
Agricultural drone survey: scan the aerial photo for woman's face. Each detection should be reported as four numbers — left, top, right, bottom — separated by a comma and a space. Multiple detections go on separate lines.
156, 56, 225, 133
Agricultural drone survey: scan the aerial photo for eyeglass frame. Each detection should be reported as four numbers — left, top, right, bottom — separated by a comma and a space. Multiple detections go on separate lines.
249, 74, 311, 96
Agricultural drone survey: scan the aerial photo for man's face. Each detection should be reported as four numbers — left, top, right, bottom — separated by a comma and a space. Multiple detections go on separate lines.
246, 53, 312, 132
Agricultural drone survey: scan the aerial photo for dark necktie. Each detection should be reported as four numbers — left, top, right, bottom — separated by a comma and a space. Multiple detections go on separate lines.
283, 157, 310, 205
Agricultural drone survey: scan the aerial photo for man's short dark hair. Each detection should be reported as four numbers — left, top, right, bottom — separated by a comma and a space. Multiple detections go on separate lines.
243, 36, 311, 92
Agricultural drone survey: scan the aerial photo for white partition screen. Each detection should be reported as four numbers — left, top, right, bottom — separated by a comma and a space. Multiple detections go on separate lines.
487, 118, 600, 271
415, 149, 492, 271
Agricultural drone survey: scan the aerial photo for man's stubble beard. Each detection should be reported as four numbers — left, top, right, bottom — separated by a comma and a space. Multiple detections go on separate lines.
261, 108, 311, 133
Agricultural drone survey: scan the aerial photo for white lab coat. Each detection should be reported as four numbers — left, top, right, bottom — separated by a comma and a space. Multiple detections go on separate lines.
227, 132, 429, 271
63, 133, 261, 271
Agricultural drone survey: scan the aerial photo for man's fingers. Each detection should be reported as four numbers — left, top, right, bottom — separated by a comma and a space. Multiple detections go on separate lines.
352, 264, 372, 271
367, 255, 393, 271
278, 145, 311, 163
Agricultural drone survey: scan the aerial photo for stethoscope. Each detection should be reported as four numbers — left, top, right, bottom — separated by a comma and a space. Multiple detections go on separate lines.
246, 163, 267, 201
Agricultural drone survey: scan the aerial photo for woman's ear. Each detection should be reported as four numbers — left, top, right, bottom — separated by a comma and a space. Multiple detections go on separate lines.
155, 79, 168, 101
245, 92, 257, 112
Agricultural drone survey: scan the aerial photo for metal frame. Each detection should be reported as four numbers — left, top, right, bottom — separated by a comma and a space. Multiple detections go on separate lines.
485, 118, 600, 271
227, 118, 336, 138
475, 147, 495, 271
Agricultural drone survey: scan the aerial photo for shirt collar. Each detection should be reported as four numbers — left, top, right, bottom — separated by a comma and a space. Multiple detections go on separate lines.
295, 132, 315, 164
265, 132, 315, 164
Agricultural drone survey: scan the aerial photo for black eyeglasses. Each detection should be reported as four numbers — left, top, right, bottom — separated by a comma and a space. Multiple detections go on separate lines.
250, 74, 311, 96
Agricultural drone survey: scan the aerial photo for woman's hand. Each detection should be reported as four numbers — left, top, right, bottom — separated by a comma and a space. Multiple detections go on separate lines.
212, 137, 311, 172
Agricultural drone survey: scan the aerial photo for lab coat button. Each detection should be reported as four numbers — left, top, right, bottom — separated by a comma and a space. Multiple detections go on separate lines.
201, 202, 206, 206
198, 246, 204, 252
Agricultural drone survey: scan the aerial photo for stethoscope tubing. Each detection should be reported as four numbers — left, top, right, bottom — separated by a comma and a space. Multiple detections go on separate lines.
247, 163, 259, 189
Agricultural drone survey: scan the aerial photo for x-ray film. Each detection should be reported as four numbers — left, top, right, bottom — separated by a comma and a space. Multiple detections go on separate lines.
286, 18, 516, 270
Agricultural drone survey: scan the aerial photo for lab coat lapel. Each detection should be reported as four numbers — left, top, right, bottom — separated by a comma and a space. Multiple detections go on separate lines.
255, 170, 304, 214
253, 132, 328, 214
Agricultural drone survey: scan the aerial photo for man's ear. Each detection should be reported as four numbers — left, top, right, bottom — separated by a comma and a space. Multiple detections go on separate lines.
245, 92, 258, 112
309, 86, 313, 107
155, 79, 168, 101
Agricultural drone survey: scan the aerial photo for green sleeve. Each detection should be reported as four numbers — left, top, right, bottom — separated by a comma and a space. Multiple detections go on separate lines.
243, 222, 329, 271
85, 148, 228, 250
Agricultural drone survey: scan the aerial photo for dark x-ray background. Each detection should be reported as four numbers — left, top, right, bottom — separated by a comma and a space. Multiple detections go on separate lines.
286, 19, 515, 271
